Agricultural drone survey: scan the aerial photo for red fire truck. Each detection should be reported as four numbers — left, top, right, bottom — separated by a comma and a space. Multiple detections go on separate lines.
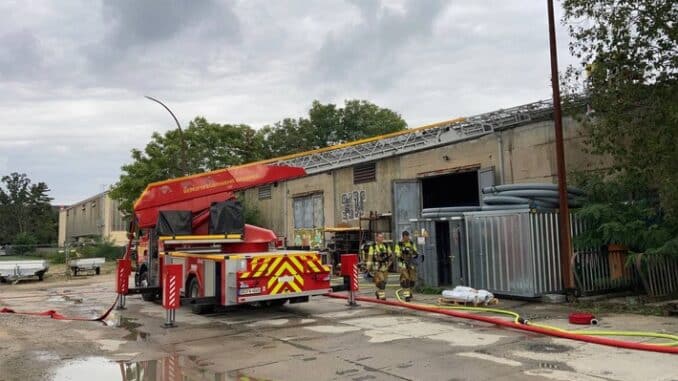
125, 163, 332, 313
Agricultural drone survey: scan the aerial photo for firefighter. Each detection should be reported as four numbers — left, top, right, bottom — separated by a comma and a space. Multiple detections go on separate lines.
366, 233, 392, 300
395, 231, 419, 302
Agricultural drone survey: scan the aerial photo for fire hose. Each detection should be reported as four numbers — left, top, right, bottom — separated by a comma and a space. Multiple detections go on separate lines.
0, 294, 119, 322
325, 290, 678, 354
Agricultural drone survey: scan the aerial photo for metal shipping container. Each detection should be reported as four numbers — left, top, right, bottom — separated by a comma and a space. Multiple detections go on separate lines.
411, 217, 466, 288
464, 209, 563, 297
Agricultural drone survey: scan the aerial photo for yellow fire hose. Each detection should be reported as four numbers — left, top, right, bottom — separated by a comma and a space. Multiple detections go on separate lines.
394, 289, 678, 347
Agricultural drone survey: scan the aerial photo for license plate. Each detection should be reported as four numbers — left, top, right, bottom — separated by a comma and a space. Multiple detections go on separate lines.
239, 287, 261, 295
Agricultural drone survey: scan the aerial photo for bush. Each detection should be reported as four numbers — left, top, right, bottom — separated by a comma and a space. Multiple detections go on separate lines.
78, 237, 124, 261
46, 251, 66, 264
11, 232, 38, 256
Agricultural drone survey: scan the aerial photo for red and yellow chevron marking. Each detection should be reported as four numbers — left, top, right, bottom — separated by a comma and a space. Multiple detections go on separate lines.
240, 254, 330, 279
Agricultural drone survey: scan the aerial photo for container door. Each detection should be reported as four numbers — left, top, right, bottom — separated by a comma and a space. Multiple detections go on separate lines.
392, 180, 421, 241
449, 218, 465, 286
412, 219, 437, 288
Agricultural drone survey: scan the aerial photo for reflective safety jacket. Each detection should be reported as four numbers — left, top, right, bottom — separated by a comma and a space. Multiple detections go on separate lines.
395, 241, 418, 269
367, 243, 393, 272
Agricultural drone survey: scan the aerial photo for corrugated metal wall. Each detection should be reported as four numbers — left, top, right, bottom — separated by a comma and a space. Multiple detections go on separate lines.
412, 219, 438, 288
464, 210, 563, 297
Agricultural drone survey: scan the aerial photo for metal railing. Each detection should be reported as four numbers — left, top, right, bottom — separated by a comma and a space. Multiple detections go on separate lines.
573, 249, 639, 295
634, 253, 678, 298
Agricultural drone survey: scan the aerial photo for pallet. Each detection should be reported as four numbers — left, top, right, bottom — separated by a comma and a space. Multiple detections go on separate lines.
437, 297, 499, 307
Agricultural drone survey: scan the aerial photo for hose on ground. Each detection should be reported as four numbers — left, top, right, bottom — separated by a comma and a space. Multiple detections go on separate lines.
325, 291, 678, 354
392, 289, 678, 347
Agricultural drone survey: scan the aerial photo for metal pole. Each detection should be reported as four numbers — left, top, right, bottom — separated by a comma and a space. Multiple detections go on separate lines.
547, 0, 574, 290
145, 96, 190, 176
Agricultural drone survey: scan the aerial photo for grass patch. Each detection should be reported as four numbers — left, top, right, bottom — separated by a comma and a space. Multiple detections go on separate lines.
0, 255, 43, 261
415, 286, 444, 295
572, 300, 665, 316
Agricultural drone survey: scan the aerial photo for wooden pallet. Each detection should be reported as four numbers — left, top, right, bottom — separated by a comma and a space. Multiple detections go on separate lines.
437, 297, 499, 307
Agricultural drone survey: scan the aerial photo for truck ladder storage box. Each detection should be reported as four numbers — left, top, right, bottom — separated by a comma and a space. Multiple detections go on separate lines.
162, 248, 331, 306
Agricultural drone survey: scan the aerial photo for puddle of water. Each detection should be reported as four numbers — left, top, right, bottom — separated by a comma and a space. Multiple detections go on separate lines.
115, 316, 151, 342
52, 357, 120, 381
52, 353, 273, 381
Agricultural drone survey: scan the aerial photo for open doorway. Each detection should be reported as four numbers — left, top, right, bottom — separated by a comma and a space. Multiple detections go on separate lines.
421, 171, 480, 208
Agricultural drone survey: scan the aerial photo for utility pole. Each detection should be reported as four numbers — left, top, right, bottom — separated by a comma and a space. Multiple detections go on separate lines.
145, 96, 190, 176
547, 0, 574, 290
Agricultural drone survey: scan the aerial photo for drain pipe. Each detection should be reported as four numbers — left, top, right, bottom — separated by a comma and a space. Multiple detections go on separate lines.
496, 132, 505, 184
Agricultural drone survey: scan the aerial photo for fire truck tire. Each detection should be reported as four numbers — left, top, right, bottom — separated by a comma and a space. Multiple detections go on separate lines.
95, 267, 100, 275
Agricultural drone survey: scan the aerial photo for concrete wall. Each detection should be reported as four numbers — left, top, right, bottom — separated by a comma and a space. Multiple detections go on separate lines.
245, 116, 604, 245
59, 192, 128, 246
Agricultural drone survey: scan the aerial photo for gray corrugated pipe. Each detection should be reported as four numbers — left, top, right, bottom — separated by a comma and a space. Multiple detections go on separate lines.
482, 183, 585, 196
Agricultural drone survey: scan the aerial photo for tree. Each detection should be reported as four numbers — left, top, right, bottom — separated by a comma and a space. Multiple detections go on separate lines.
563, 0, 678, 220
0, 173, 55, 245
258, 99, 407, 157
110, 117, 265, 214
111, 100, 406, 213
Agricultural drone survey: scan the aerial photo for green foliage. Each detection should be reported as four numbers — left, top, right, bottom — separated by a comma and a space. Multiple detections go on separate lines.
111, 100, 406, 215
258, 100, 407, 158
573, 173, 676, 253
237, 196, 262, 227
110, 117, 265, 214
562, 0, 678, 222
77, 237, 124, 261
10, 232, 38, 256
0, 173, 56, 245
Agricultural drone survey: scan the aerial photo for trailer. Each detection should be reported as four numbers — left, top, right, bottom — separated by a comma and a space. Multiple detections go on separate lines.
68, 257, 105, 276
0, 260, 49, 283
124, 163, 333, 313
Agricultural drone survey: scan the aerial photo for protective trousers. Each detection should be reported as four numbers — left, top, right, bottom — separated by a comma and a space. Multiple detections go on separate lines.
373, 269, 388, 290
399, 267, 416, 289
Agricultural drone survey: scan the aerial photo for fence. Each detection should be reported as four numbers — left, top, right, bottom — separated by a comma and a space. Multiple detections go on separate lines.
633, 253, 678, 298
572, 249, 640, 295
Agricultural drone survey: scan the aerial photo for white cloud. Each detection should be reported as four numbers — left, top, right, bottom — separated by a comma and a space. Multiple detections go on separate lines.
0, 0, 578, 204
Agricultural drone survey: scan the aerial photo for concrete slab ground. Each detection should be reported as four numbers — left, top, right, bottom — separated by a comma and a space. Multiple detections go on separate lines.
0, 273, 676, 381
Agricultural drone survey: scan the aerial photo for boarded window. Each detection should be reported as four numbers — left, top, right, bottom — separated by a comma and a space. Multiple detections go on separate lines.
293, 193, 324, 229
258, 184, 272, 200
353, 162, 376, 184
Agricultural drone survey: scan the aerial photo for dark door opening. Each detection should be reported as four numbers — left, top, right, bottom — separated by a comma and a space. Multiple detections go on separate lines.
435, 221, 452, 285
422, 171, 479, 208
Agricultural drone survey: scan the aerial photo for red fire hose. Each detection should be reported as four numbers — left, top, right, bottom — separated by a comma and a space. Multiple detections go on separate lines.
326, 293, 678, 355
0, 295, 119, 322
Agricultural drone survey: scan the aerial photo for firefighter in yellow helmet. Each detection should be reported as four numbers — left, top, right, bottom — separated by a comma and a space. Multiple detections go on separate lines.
395, 230, 420, 301
366, 233, 392, 300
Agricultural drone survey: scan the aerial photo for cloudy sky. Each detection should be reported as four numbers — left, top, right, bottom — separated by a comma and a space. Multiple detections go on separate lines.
0, 0, 578, 205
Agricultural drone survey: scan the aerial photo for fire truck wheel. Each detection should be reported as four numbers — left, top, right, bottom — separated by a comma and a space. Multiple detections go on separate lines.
95, 267, 100, 275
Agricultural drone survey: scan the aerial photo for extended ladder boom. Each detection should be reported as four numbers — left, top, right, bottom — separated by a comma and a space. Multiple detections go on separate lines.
133, 163, 305, 228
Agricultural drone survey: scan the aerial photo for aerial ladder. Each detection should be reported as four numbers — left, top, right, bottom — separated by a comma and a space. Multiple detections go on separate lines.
121, 163, 332, 313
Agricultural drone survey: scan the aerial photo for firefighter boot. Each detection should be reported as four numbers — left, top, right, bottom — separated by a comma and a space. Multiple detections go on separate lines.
374, 271, 387, 300
402, 288, 412, 302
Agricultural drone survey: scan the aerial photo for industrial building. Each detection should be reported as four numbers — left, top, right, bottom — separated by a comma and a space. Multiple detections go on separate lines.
242, 99, 595, 245
241, 99, 602, 293
58, 191, 128, 247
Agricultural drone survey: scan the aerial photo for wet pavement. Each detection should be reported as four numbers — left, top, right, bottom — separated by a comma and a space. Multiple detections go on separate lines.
1, 274, 677, 381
